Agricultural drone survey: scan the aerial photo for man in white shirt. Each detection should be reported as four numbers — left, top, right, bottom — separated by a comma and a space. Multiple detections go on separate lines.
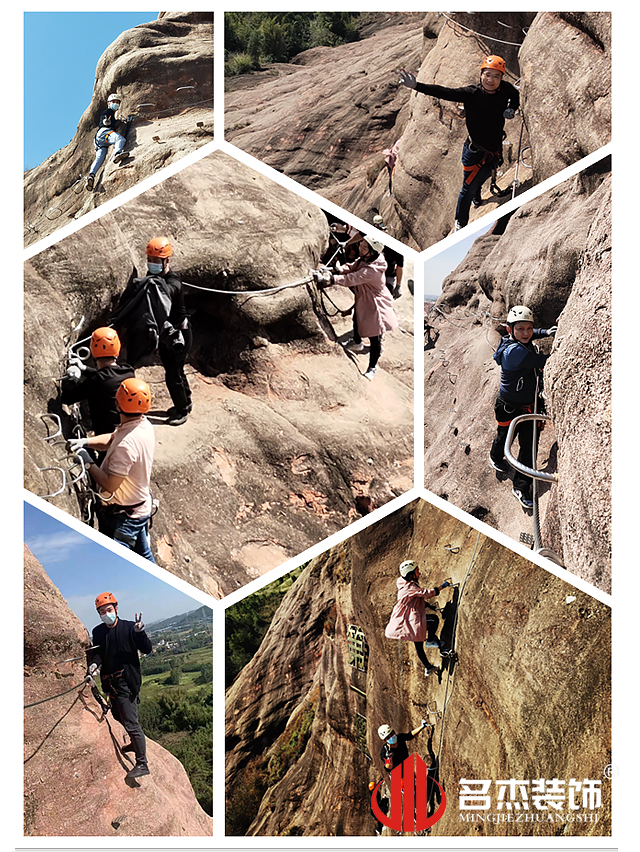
69, 377, 156, 562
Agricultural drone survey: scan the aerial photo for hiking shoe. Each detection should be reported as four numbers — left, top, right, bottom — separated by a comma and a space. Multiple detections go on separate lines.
512, 487, 533, 509
454, 220, 464, 231
363, 368, 377, 381
113, 151, 130, 164
345, 338, 365, 352
121, 742, 136, 754
85, 174, 95, 191
392, 285, 402, 300
489, 457, 510, 474
424, 665, 437, 677
472, 195, 482, 208
126, 762, 150, 779
167, 410, 189, 426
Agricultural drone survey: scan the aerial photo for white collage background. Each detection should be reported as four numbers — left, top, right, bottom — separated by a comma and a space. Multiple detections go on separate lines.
11, 3, 635, 851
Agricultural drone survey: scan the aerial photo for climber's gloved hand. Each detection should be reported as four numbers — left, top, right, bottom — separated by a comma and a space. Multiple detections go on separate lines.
65, 365, 83, 381
88, 663, 99, 676
503, 108, 516, 119
440, 580, 451, 589
134, 613, 145, 632
67, 437, 88, 453
398, 68, 417, 89
421, 717, 430, 729
76, 448, 94, 468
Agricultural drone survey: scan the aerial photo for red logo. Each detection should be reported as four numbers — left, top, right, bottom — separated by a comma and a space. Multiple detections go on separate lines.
371, 754, 446, 831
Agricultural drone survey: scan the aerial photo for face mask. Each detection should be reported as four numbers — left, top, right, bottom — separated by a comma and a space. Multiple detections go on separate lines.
147, 262, 163, 275
100, 610, 117, 626
387, 735, 397, 745
108, 102, 119, 111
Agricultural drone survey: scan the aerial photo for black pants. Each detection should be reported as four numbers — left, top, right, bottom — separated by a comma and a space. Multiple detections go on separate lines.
456, 140, 500, 227
159, 326, 192, 414
108, 681, 147, 766
353, 316, 383, 372
490, 397, 538, 492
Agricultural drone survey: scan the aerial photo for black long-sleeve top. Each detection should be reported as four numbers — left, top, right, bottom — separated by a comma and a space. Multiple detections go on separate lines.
116, 269, 189, 327
414, 81, 520, 153
60, 362, 135, 435
90, 618, 152, 697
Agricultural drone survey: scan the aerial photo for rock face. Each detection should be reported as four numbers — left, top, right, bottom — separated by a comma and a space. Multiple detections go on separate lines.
225, 11, 610, 250
24, 150, 414, 598
225, 498, 611, 836
24, 12, 213, 248
23, 545, 212, 837
424, 158, 611, 593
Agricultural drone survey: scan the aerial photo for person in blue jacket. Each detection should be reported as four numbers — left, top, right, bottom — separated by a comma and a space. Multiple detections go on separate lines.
489, 305, 556, 508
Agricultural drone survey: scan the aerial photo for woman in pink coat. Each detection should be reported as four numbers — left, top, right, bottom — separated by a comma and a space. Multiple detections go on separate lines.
332, 235, 398, 381
385, 560, 452, 676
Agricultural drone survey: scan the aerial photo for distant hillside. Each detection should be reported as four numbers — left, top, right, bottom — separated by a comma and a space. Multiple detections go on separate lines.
148, 605, 213, 634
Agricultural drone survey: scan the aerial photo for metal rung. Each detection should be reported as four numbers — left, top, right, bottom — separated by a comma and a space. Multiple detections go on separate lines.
520, 532, 534, 547
38, 466, 66, 498
40, 413, 62, 442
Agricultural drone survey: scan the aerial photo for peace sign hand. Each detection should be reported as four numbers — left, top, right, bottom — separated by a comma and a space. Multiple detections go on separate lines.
134, 612, 145, 632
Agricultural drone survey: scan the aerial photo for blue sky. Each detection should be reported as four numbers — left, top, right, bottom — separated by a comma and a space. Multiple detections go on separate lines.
424, 223, 493, 298
24, 12, 158, 170
24, 501, 205, 633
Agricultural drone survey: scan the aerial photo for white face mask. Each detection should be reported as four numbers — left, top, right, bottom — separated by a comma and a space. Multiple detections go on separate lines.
147, 262, 163, 275
108, 102, 120, 111
100, 610, 117, 626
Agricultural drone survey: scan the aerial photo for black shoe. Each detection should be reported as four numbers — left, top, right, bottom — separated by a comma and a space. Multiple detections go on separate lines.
86, 174, 95, 191
113, 151, 130, 164
126, 762, 150, 779
512, 487, 533, 509
121, 742, 136, 754
472, 195, 482, 208
489, 457, 510, 474
167, 408, 189, 426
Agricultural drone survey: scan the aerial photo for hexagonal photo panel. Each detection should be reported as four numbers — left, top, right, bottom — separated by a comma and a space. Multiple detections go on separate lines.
424, 154, 611, 595
225, 496, 611, 837
24, 148, 415, 599
224, 11, 610, 250
24, 12, 213, 249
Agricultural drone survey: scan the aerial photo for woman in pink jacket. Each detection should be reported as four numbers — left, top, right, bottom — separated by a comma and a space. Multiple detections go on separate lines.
331, 235, 398, 381
385, 560, 452, 676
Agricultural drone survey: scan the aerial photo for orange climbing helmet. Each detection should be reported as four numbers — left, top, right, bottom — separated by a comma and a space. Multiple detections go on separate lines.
90, 327, 121, 359
95, 592, 118, 610
146, 236, 173, 259
481, 55, 506, 75
116, 377, 151, 414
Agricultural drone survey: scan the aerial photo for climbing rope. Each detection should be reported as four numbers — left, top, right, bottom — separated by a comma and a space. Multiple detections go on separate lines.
182, 274, 313, 299
24, 678, 90, 709
441, 12, 527, 48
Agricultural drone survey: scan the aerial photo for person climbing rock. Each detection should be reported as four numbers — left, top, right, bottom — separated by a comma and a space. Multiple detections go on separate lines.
86, 93, 130, 191
369, 779, 389, 835
489, 305, 557, 509
384, 560, 452, 676
372, 216, 405, 299
67, 377, 156, 561
112, 237, 193, 426
89, 592, 152, 780
318, 235, 398, 381
398, 55, 519, 230
60, 328, 135, 444
378, 719, 430, 773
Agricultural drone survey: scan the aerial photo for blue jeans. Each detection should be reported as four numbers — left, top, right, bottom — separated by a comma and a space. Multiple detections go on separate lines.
455, 140, 500, 227
97, 508, 156, 563
89, 128, 126, 176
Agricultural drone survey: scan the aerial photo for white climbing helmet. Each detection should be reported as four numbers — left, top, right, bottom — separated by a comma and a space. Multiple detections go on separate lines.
107, 93, 121, 105
378, 724, 392, 741
399, 560, 418, 577
507, 305, 533, 325
362, 235, 385, 254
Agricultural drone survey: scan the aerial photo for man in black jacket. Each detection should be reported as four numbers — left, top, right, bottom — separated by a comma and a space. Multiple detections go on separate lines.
112, 236, 193, 426
88, 592, 153, 780
399, 55, 519, 229
61, 327, 135, 445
